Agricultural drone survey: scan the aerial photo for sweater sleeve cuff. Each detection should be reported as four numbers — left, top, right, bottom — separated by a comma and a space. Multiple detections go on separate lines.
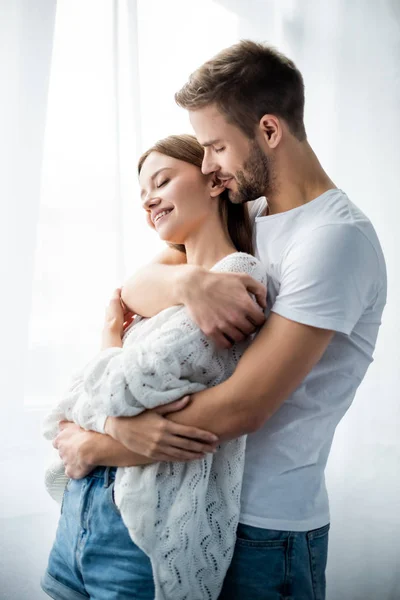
92, 413, 108, 434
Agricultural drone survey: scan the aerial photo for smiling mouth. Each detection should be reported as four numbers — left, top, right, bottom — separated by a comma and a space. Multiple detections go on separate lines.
153, 209, 173, 225
220, 178, 233, 188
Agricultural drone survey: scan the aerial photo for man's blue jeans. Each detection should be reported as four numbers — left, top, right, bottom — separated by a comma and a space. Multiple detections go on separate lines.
219, 522, 329, 599
41, 466, 329, 599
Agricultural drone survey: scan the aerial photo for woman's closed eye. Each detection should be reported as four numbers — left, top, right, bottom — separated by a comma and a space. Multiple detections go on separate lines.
156, 179, 170, 188
214, 147, 225, 154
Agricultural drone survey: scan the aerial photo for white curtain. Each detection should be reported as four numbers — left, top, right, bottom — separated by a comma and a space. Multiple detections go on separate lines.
221, 1, 400, 598
1, 1, 398, 599
0, 1, 58, 598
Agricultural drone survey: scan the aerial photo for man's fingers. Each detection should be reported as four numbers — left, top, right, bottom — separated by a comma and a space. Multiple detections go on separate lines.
254, 290, 267, 310
242, 276, 267, 309
167, 421, 218, 444
220, 324, 247, 344
231, 317, 256, 336
245, 301, 266, 327
154, 449, 205, 462
155, 396, 191, 415
158, 445, 207, 462
210, 331, 233, 349
164, 433, 218, 454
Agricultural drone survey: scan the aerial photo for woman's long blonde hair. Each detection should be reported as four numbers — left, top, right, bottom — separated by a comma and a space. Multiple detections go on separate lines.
138, 134, 254, 255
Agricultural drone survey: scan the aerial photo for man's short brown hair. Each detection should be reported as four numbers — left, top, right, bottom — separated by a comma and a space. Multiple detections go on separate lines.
175, 40, 306, 141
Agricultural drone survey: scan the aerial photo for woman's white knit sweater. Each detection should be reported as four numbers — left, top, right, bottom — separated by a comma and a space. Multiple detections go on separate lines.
42, 252, 266, 600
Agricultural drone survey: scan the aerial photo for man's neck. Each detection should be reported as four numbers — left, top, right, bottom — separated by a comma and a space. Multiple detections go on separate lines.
266, 141, 336, 216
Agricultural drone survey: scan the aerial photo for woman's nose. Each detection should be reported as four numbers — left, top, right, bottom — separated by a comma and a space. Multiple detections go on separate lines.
142, 194, 161, 210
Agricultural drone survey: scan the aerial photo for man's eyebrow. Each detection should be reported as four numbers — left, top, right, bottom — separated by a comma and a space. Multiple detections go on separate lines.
140, 167, 172, 198
201, 139, 222, 148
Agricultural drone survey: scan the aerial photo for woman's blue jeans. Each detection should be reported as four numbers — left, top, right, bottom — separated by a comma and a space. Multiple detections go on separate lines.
41, 466, 155, 600
41, 466, 329, 599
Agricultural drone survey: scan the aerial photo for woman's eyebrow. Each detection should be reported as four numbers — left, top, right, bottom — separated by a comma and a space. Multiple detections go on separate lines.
140, 167, 173, 198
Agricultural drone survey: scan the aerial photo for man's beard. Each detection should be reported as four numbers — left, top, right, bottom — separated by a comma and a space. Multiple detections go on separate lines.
228, 141, 273, 205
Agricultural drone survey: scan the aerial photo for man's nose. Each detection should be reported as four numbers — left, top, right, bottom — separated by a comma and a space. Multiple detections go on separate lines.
201, 154, 217, 175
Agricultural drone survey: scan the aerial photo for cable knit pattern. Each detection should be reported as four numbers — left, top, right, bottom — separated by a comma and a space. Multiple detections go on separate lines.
42, 252, 267, 600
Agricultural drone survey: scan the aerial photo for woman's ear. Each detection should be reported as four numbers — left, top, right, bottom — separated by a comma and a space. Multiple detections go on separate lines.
209, 174, 226, 198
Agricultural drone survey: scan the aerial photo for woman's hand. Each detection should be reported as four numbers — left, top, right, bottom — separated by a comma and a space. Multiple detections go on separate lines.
104, 287, 135, 337
53, 421, 95, 479
105, 396, 219, 462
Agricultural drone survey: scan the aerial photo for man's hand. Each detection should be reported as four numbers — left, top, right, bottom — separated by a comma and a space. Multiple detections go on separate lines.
182, 268, 267, 348
53, 421, 94, 479
119, 248, 266, 347
105, 397, 219, 462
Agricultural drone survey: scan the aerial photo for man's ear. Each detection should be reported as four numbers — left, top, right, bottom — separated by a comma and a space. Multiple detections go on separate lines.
259, 114, 282, 149
209, 175, 226, 198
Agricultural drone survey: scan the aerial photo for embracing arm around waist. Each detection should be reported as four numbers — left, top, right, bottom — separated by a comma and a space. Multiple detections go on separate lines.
165, 221, 380, 438
108, 223, 377, 458
106, 312, 334, 461
164, 312, 334, 440
104, 223, 381, 474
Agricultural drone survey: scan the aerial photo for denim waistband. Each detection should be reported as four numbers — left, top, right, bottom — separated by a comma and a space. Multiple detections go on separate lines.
87, 466, 117, 486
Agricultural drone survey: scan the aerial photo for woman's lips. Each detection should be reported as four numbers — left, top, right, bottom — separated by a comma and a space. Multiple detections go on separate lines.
154, 209, 173, 226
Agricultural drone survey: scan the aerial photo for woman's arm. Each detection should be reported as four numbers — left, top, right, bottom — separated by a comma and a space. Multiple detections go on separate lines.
121, 247, 191, 317
55, 422, 153, 470
86, 431, 152, 466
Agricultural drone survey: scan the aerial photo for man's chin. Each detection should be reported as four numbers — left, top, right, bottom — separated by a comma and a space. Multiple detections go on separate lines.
227, 188, 243, 204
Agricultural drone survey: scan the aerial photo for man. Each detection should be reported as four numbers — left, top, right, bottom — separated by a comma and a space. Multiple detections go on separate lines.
56, 41, 386, 598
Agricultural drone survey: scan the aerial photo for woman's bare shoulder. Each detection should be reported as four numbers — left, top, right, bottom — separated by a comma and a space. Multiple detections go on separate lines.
150, 246, 187, 266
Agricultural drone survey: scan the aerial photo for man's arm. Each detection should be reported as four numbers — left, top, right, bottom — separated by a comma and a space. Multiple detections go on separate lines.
166, 313, 333, 438
162, 222, 375, 438
121, 247, 267, 349
108, 313, 334, 456
106, 222, 374, 460
55, 399, 219, 478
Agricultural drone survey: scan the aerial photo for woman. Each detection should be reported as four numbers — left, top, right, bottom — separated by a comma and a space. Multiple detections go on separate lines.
41, 134, 266, 600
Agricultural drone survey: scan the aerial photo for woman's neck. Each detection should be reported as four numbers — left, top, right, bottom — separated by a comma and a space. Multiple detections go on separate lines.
184, 217, 237, 270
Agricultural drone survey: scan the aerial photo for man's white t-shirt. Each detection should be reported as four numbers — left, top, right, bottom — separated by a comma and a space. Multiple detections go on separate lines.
241, 188, 387, 531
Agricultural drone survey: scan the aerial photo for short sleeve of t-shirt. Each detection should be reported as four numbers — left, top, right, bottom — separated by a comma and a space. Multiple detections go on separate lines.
272, 224, 380, 334
247, 197, 267, 224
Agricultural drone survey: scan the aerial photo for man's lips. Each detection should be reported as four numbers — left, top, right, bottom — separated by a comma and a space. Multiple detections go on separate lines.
219, 177, 233, 188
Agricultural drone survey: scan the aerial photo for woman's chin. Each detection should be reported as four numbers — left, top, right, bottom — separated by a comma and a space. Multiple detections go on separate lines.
155, 226, 183, 245
157, 232, 184, 245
